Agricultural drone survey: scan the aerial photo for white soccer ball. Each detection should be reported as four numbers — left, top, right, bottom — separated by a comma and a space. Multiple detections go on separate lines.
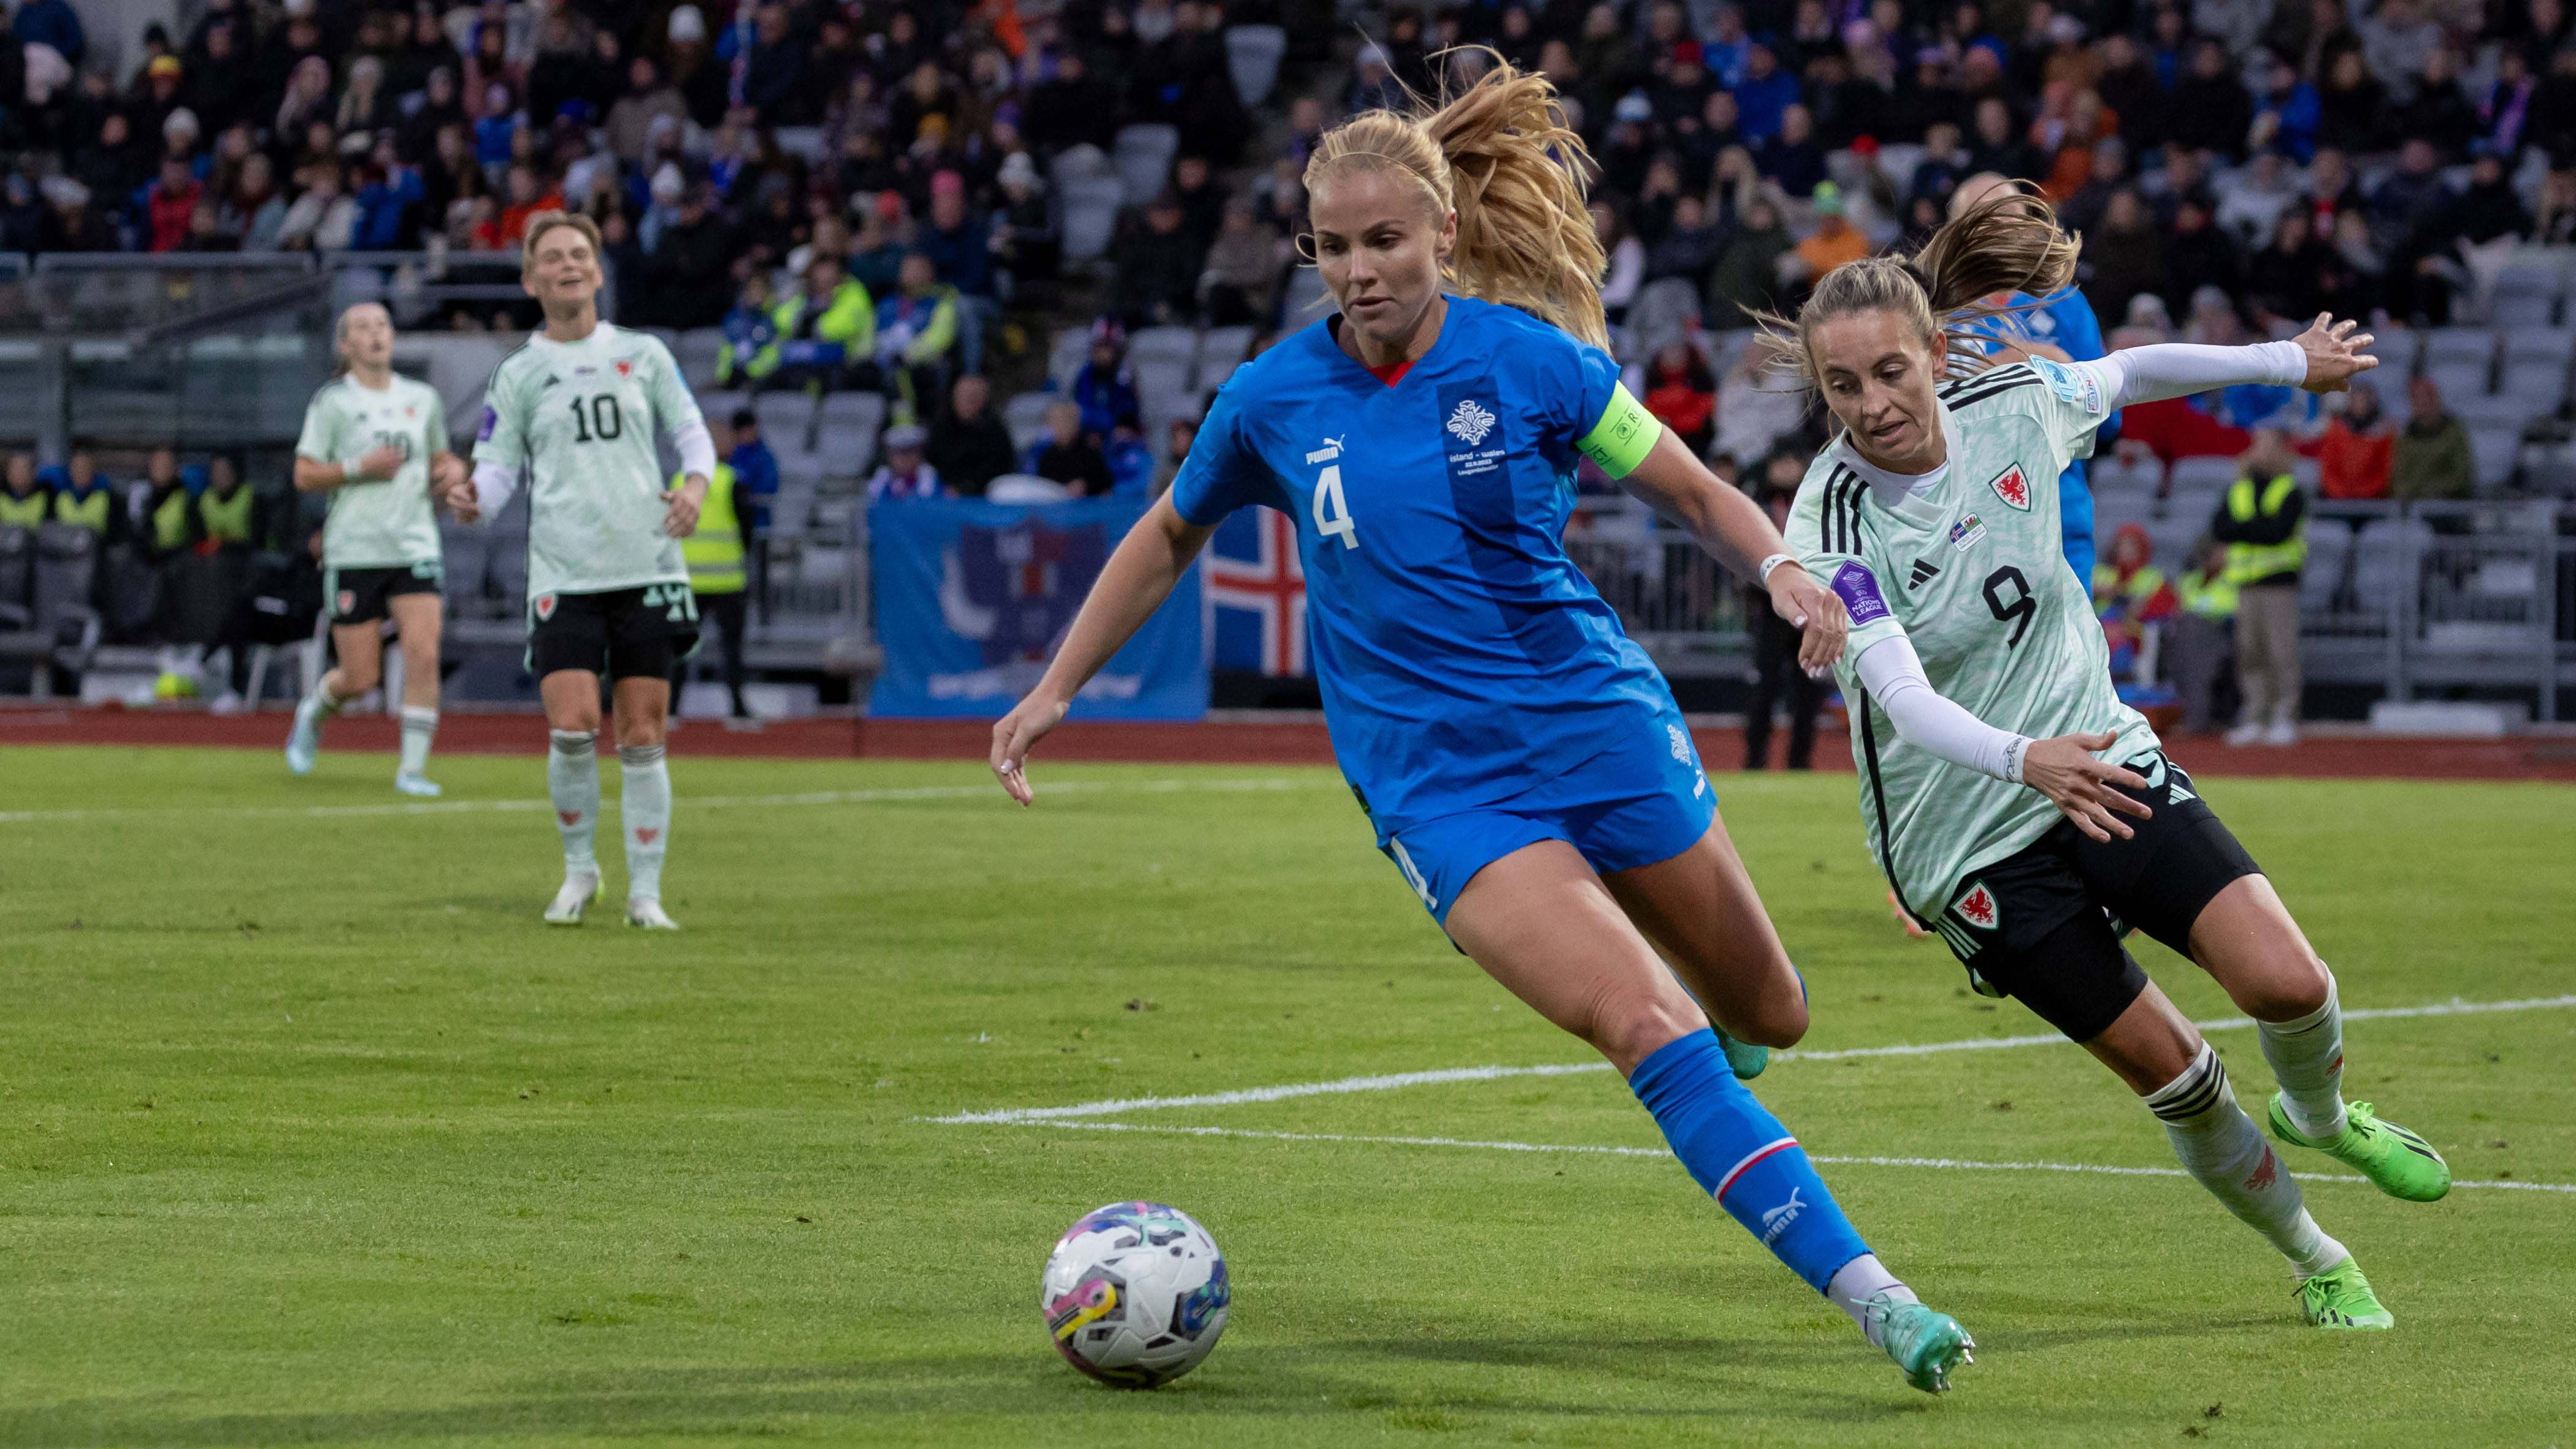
1040, 1200, 1230, 1388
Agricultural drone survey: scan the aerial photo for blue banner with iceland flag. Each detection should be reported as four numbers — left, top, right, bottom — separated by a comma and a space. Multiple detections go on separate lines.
868, 496, 1206, 720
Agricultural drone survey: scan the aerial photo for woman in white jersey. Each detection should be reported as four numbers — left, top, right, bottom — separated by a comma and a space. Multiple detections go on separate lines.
1774, 194, 2450, 1333
285, 302, 464, 796
440, 212, 716, 931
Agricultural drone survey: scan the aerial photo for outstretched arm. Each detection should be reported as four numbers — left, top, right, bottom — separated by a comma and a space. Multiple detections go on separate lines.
1854, 635, 2153, 843
1619, 425, 1851, 672
990, 495, 1215, 803
2093, 314, 2378, 409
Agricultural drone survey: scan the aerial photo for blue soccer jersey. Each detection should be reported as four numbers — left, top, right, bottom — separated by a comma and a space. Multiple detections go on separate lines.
1958, 286, 2114, 582
1170, 296, 1687, 844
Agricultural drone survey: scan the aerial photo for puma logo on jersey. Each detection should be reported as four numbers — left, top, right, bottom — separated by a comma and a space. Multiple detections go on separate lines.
1908, 559, 1941, 589
1955, 882, 2001, 930
1667, 723, 1692, 764
1988, 464, 2032, 511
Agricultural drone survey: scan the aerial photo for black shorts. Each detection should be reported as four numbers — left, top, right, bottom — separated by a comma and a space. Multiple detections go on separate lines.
1928, 751, 2262, 1043
526, 583, 702, 682
327, 562, 442, 626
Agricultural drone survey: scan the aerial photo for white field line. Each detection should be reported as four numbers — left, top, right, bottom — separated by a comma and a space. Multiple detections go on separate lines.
929, 993, 2576, 1125
0, 775, 1318, 825
1002, 1119, 2576, 1196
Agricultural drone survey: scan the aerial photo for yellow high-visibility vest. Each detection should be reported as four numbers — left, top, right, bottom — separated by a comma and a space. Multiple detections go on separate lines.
2223, 474, 2306, 585
2180, 567, 2238, 619
53, 488, 110, 534
197, 486, 254, 545
678, 463, 744, 594
152, 490, 191, 549
0, 490, 45, 527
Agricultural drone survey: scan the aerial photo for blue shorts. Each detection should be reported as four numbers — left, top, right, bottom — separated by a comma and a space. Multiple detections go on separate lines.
1377, 713, 1717, 927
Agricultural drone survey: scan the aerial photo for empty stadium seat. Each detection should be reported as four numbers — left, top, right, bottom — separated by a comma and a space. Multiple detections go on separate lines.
698, 390, 751, 428
2087, 450, 2164, 494
755, 391, 817, 452
1128, 326, 1198, 372
1049, 328, 1094, 391
2426, 358, 2493, 403
2423, 325, 2497, 370
819, 391, 886, 476
1225, 25, 1287, 107
2368, 324, 2421, 378
674, 328, 727, 390
1060, 178, 1124, 261
1113, 124, 1181, 207
2490, 254, 2570, 324
1196, 326, 1255, 388
1005, 391, 1057, 452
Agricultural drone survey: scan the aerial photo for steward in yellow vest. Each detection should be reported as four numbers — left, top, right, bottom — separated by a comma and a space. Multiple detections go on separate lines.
678, 461, 746, 594
0, 458, 47, 528
2212, 472, 2307, 587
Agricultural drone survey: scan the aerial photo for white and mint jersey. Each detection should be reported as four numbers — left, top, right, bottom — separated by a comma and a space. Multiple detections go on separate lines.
473, 322, 703, 598
296, 372, 448, 569
1787, 358, 2162, 920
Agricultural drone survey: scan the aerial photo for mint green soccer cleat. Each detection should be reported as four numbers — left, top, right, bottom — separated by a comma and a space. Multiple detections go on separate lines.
1866, 1294, 1974, 1393
284, 698, 323, 776
1716, 1027, 1768, 1080
2298, 1259, 2394, 1331
2266, 1094, 2452, 1202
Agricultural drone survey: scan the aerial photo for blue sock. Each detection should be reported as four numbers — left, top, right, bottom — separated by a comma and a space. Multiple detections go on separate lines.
1630, 1028, 1870, 1294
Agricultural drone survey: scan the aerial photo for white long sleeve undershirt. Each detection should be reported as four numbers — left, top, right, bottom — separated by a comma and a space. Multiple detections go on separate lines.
1853, 634, 2026, 782
2091, 339, 2309, 410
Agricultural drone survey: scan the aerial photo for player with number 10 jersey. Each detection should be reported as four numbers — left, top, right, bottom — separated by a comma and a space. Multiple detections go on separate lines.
450, 212, 717, 931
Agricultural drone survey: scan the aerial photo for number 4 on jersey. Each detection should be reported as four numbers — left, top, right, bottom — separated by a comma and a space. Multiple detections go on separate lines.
1307, 439, 1357, 550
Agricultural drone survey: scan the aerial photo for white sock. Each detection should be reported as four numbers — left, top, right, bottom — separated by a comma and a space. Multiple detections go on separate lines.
2258, 974, 2347, 1140
302, 676, 350, 722
547, 729, 599, 874
619, 742, 670, 901
2145, 1044, 2348, 1280
398, 706, 437, 776
1825, 1253, 1918, 1347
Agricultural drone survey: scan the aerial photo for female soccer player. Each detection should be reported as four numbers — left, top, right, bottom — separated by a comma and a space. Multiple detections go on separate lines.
441, 212, 715, 930
1774, 193, 2450, 1332
991, 58, 1977, 1394
286, 302, 464, 796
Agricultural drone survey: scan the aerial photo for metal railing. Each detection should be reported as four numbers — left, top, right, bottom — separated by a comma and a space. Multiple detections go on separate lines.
1570, 499, 2574, 723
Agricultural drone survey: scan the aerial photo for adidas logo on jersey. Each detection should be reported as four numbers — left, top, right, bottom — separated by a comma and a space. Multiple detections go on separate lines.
1955, 882, 2001, 931
1908, 558, 1941, 589
1987, 463, 2032, 511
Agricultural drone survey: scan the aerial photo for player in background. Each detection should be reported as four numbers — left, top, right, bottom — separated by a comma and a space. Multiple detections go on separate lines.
991, 55, 1977, 1394
440, 212, 715, 930
1944, 174, 2115, 586
1882, 175, 2114, 935
1773, 193, 2450, 1334
285, 302, 464, 796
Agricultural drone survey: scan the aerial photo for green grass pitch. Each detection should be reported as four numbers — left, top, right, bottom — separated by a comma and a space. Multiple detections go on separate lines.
2, 743, 2572, 1447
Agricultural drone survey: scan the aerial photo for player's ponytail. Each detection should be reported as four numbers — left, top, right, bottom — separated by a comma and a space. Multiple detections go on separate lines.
1751, 185, 2080, 389
1303, 49, 1609, 349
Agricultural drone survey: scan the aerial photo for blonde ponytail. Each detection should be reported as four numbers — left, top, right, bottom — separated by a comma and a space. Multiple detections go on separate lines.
1304, 49, 1609, 349
1752, 184, 2081, 388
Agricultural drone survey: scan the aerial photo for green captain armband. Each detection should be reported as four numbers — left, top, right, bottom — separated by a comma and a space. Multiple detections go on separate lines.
1575, 383, 1662, 480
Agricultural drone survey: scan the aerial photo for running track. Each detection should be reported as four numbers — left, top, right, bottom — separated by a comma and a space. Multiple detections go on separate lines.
3, 706, 2570, 781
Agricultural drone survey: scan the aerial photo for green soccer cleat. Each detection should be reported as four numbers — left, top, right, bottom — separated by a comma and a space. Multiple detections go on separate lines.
2266, 1094, 2451, 1202
1716, 1027, 1768, 1080
1866, 1293, 1974, 1393
2297, 1259, 2394, 1331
